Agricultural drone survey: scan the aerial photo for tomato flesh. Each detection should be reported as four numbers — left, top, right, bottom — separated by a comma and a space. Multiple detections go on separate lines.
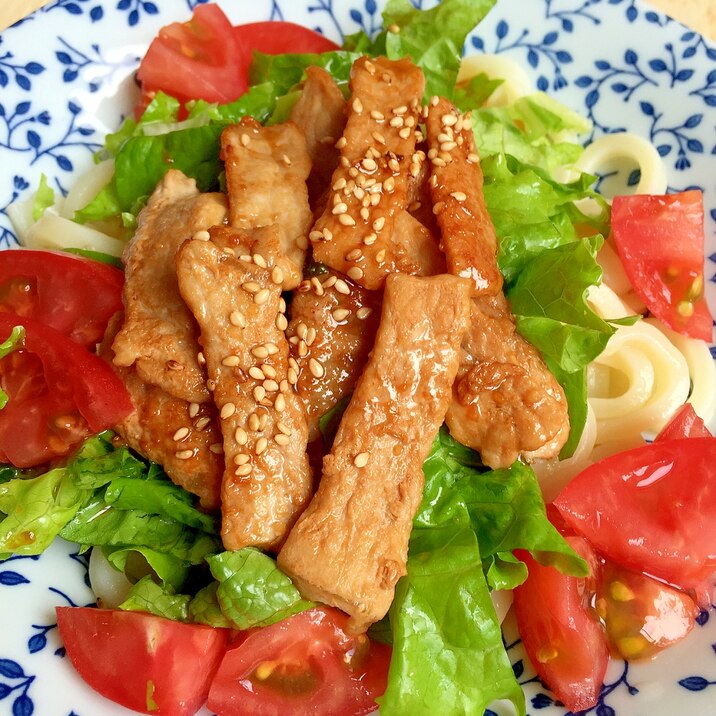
596, 560, 698, 661
0, 250, 124, 349
136, 4, 247, 111
655, 403, 711, 441
554, 437, 716, 593
207, 607, 391, 716
611, 190, 713, 341
0, 315, 133, 467
513, 538, 609, 713
57, 607, 228, 715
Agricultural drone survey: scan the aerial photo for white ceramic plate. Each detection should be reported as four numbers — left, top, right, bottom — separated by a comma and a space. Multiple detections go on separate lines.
0, 1, 715, 714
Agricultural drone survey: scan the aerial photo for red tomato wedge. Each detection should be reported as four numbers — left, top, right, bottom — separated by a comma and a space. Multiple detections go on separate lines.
596, 560, 699, 661
0, 314, 133, 467
234, 22, 340, 57
0, 249, 123, 349
655, 403, 712, 441
513, 538, 609, 713
136, 4, 247, 111
207, 607, 391, 716
611, 190, 713, 341
57, 607, 228, 715
554, 438, 716, 593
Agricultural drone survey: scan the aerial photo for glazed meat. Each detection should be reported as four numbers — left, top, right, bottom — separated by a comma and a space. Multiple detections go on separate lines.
222, 119, 313, 290
176, 234, 312, 551
101, 316, 223, 510
278, 273, 472, 632
290, 66, 348, 205
286, 268, 382, 441
425, 97, 502, 295
111, 170, 227, 404
310, 56, 429, 290
446, 292, 570, 468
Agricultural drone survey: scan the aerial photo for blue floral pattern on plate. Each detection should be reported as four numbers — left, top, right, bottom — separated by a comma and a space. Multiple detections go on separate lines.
0, 1, 715, 714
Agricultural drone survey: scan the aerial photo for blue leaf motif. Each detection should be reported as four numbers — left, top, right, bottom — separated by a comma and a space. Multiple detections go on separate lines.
0, 683, 11, 699
117, 0, 131, 9
683, 46, 696, 59
531, 693, 554, 709
0, 70, 7, 87
365, 0, 376, 13
27, 634, 47, 654
675, 69, 694, 82
645, 11, 659, 23
628, 168, 641, 185
37, 111, 50, 125
695, 610, 710, 626
129, 9, 139, 25
65, 3, 82, 14
90, 6, 104, 21
585, 89, 600, 108
657, 144, 671, 156
597, 704, 616, 716
640, 101, 655, 116
612, 82, 628, 93
562, 18, 573, 31
14, 176, 29, 190
68, 101, 81, 115
496, 20, 508, 40
706, 47, 716, 60
512, 658, 524, 678
24, 62, 43, 75
26, 131, 41, 148
705, 95, 716, 107
471, 37, 484, 50
537, 75, 548, 91
684, 114, 702, 128
62, 69, 78, 83
77, 126, 94, 136
0, 570, 30, 586
575, 75, 592, 88
679, 676, 710, 691
686, 138, 703, 152
12, 693, 33, 716
0, 660, 24, 679
57, 155, 73, 171
626, 5, 638, 21
681, 31, 696, 40
595, 59, 611, 70
625, 49, 638, 65
16, 75, 31, 91
527, 49, 538, 68
556, 50, 572, 63
350, 9, 362, 23
543, 31, 558, 45
15, 101, 31, 116
143, 2, 159, 14
649, 58, 667, 72
56, 51, 73, 65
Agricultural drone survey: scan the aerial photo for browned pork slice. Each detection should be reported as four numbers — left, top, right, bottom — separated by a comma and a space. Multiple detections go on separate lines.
286, 268, 382, 442
111, 170, 227, 404
176, 235, 312, 551
278, 273, 472, 632
100, 316, 223, 510
310, 56, 428, 290
222, 119, 312, 290
290, 66, 347, 205
446, 292, 570, 468
425, 97, 502, 296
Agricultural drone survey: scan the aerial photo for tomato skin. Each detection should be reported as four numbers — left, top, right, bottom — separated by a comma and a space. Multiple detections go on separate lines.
655, 403, 711, 441
0, 250, 124, 349
207, 607, 391, 716
57, 607, 228, 715
513, 538, 608, 713
234, 22, 340, 58
0, 315, 133, 467
136, 4, 247, 110
596, 560, 699, 661
611, 190, 713, 341
554, 438, 716, 593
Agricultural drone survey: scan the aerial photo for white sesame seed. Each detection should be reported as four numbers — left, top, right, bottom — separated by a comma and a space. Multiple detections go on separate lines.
276, 314, 288, 331
383, 177, 396, 192
347, 266, 364, 281
192, 229, 210, 241
333, 177, 347, 190
332, 308, 350, 323
206, 379, 216, 391
256, 437, 268, 455
240, 133, 250, 146
254, 288, 271, 305
352, 98, 363, 114
363, 233, 377, 246
440, 141, 457, 152
262, 364, 277, 379
322, 275, 338, 288
276, 421, 291, 436
279, 298, 287, 314
468, 152, 480, 163
356, 306, 373, 320
275, 434, 290, 446
335, 136, 347, 149
195, 416, 210, 430
271, 266, 284, 285
334, 278, 351, 295
338, 214, 356, 226
282, 154, 292, 166
398, 127, 411, 140
252, 253, 267, 268
370, 110, 385, 121
388, 158, 400, 172
234, 453, 250, 465
323, 228, 333, 241
375, 249, 386, 262
197, 352, 206, 366
287, 368, 298, 385
309, 230, 324, 242
249, 366, 265, 380
332, 202, 349, 215
253, 386, 266, 402
433, 201, 445, 215
242, 281, 260, 294
209, 442, 224, 454
263, 379, 279, 392
346, 248, 363, 261
222, 355, 241, 367
240, 254, 253, 263
311, 277, 324, 296
354, 452, 370, 468
252, 346, 269, 359
176, 449, 194, 460
220, 403, 237, 420
372, 216, 386, 232
431, 157, 447, 167
189, 402, 200, 419
442, 114, 457, 126
309, 358, 325, 379
173, 427, 190, 441
230, 310, 247, 328
298, 340, 308, 357
248, 413, 260, 432
360, 207, 370, 221
362, 158, 377, 172
389, 116, 404, 128
235, 464, 252, 477
275, 394, 286, 412
450, 191, 467, 202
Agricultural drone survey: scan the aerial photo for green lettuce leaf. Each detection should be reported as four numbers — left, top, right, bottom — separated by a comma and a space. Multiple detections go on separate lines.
378, 525, 525, 716
62, 248, 124, 268
119, 575, 191, 622
383, 0, 497, 99
207, 549, 314, 630
189, 582, 234, 628
0, 325, 25, 409
104, 546, 189, 591
68, 434, 147, 489
32, 174, 55, 221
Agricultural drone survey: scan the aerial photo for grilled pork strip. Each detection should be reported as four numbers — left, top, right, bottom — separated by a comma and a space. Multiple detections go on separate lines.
222, 119, 313, 290
310, 56, 435, 290
176, 234, 312, 551
111, 170, 227, 404
278, 273, 471, 632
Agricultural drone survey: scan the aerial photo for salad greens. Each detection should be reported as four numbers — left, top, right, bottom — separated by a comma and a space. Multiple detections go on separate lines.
5, 0, 623, 712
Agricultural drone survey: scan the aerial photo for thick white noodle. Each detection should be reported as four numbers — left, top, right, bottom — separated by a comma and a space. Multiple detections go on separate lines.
25, 213, 126, 256
457, 53, 533, 107
61, 159, 115, 220
5, 198, 36, 245
88, 548, 133, 609
575, 132, 668, 195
